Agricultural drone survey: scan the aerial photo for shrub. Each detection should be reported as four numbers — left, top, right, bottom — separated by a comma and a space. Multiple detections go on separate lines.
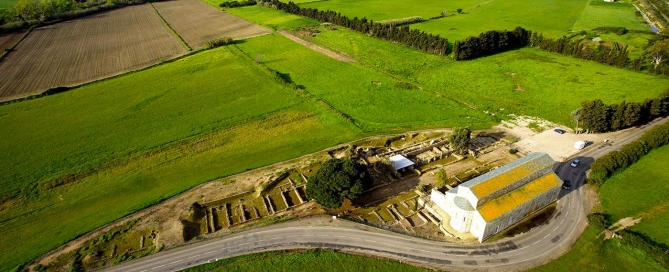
448, 127, 471, 154
587, 213, 611, 230
434, 168, 448, 188
509, 148, 517, 154
204, 37, 233, 49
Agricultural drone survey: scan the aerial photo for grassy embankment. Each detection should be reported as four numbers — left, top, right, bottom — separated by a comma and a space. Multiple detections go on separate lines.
600, 144, 669, 245
529, 226, 666, 271
183, 249, 430, 272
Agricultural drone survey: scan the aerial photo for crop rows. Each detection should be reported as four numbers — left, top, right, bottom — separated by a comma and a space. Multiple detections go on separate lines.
0, 4, 187, 102
152, 0, 271, 49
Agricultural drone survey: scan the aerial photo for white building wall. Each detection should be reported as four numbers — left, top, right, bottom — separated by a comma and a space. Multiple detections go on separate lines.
430, 189, 450, 213
458, 187, 480, 208
469, 213, 487, 241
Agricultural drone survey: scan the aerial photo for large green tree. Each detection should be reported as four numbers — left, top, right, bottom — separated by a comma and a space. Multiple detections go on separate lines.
306, 159, 372, 209
448, 127, 471, 154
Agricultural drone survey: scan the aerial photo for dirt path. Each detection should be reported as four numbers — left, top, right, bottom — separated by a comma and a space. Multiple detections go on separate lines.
277, 30, 355, 62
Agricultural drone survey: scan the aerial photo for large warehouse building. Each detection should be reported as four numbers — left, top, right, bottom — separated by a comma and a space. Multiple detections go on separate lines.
430, 152, 563, 242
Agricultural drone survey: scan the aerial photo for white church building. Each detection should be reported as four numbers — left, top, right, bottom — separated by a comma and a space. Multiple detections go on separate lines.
430, 152, 563, 242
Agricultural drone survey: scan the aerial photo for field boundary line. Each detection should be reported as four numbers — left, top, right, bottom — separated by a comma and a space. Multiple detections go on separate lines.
149, 2, 192, 51
0, 26, 34, 61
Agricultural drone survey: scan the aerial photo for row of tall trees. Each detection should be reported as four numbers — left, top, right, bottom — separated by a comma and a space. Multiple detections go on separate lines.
578, 91, 669, 133
531, 33, 630, 68
589, 121, 669, 185
452, 27, 531, 60
219, 0, 256, 8
260, 0, 449, 55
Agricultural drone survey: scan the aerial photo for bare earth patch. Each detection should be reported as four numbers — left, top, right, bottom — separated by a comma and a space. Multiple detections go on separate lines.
152, 0, 272, 48
498, 115, 634, 162
0, 5, 187, 102
601, 217, 642, 240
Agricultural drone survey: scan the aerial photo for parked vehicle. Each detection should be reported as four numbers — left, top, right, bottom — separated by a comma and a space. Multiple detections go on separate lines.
574, 141, 586, 150
554, 129, 566, 134
562, 180, 571, 190
570, 159, 580, 167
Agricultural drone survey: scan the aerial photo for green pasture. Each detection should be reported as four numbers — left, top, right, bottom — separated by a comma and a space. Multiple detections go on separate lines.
597, 31, 656, 58
304, 26, 669, 124
529, 226, 665, 271
0, 47, 362, 270
184, 249, 429, 272
600, 144, 669, 245
225, 5, 319, 30
299, 0, 489, 21
234, 33, 497, 131
0, 0, 16, 9
391, 0, 588, 40
572, 0, 648, 31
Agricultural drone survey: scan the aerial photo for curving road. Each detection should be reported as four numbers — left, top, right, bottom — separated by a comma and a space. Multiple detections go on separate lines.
103, 118, 667, 272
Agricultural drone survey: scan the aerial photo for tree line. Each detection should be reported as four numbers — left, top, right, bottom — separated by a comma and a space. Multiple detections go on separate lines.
529, 31, 669, 77
259, 0, 449, 55
589, 121, 669, 185
530, 33, 629, 68
452, 27, 532, 60
578, 90, 669, 133
219, 0, 256, 8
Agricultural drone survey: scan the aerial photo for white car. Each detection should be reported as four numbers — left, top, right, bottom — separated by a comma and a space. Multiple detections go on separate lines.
570, 159, 580, 167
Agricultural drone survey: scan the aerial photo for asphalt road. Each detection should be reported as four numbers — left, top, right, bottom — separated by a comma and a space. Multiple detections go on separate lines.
103, 118, 667, 272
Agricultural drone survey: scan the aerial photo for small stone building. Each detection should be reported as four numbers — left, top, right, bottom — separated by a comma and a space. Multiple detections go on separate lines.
430, 152, 562, 242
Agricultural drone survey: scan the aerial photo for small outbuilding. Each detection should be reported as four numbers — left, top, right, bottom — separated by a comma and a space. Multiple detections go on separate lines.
389, 154, 415, 171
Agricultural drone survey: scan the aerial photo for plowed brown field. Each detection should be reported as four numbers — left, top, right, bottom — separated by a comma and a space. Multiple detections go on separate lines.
0, 31, 26, 52
0, 4, 187, 102
152, 0, 271, 48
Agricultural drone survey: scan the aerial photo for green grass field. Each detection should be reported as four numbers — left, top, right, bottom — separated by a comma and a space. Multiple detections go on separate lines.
529, 226, 666, 271
0, 0, 16, 9
411, 0, 589, 40
305, 25, 669, 124
299, 0, 490, 21
597, 31, 657, 58
225, 5, 320, 30
600, 144, 669, 245
234, 33, 497, 131
0, 47, 363, 270
183, 249, 430, 272
572, 0, 649, 31
2, 1, 668, 270
214, 6, 669, 126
